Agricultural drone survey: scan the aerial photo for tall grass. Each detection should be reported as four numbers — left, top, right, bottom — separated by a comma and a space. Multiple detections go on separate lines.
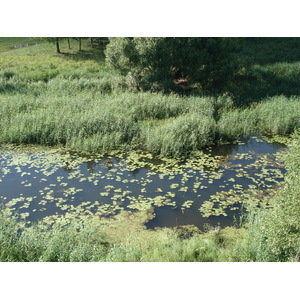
217, 108, 257, 142
255, 95, 300, 135
0, 208, 247, 262
0, 88, 219, 156
2, 38, 300, 158
0, 93, 141, 151
2, 90, 300, 156
0, 209, 109, 262
141, 113, 216, 157
217, 95, 300, 142
242, 132, 300, 261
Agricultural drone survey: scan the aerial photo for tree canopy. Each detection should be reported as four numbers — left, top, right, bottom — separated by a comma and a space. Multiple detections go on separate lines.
105, 37, 242, 92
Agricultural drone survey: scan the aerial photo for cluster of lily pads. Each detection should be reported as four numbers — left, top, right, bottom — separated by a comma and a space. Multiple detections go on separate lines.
0, 136, 288, 227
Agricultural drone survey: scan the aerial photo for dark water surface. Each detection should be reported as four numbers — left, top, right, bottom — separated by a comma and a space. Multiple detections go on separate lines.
0, 136, 287, 230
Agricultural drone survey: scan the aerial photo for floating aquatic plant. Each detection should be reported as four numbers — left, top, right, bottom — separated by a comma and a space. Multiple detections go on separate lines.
0, 136, 287, 226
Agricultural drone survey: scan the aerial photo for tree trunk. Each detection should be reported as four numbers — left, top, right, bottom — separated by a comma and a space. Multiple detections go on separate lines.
78, 38, 82, 51
67, 38, 71, 49
90, 37, 93, 48
56, 38, 60, 53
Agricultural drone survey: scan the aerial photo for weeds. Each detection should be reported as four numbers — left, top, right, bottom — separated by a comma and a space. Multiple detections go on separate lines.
0, 208, 248, 262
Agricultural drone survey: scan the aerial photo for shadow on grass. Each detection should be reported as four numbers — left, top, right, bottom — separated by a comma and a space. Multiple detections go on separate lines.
60, 48, 106, 63
242, 38, 300, 65
228, 66, 300, 106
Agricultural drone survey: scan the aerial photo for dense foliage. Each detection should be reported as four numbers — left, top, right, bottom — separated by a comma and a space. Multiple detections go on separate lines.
0, 37, 300, 262
105, 37, 242, 92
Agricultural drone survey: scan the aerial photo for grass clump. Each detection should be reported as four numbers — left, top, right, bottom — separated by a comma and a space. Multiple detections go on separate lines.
0, 93, 140, 151
142, 113, 216, 157
217, 108, 257, 142
255, 95, 300, 135
0, 209, 109, 262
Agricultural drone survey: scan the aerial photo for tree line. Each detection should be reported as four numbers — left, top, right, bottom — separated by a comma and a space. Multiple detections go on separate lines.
43, 37, 109, 53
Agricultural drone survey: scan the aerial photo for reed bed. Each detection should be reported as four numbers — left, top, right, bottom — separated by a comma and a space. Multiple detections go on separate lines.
1, 88, 300, 156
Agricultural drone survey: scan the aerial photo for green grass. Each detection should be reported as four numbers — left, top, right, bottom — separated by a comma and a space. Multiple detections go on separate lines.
226, 38, 300, 105
0, 207, 248, 262
2, 88, 300, 156
0, 37, 40, 53
1, 37, 300, 261
141, 112, 216, 156
255, 96, 300, 135
1, 37, 300, 158
235, 132, 300, 262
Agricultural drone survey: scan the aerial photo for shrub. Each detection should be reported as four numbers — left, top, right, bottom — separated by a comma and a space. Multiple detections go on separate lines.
105, 37, 242, 92
0, 69, 15, 80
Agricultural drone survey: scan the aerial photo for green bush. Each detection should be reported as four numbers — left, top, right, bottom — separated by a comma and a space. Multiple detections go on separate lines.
105, 37, 242, 92
0, 69, 15, 80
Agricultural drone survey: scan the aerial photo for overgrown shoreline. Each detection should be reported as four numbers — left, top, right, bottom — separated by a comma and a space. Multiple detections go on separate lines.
0, 133, 298, 262
0, 37, 299, 261
1, 91, 299, 157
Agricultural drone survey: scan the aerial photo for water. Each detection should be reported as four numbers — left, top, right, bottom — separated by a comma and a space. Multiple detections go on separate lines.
0, 136, 287, 230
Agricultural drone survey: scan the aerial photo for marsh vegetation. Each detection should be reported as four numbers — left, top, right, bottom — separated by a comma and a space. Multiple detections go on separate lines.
0, 37, 299, 261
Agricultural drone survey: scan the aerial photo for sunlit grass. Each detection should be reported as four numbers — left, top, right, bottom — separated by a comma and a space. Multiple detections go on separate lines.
0, 208, 248, 262
1, 37, 300, 262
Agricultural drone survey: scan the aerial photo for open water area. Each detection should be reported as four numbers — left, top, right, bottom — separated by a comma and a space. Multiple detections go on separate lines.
0, 135, 287, 230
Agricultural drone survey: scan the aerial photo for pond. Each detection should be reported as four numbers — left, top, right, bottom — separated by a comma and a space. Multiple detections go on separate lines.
0, 135, 287, 230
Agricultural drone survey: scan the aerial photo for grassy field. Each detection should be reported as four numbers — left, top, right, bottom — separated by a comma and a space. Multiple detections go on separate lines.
0, 37, 299, 261
0, 37, 41, 52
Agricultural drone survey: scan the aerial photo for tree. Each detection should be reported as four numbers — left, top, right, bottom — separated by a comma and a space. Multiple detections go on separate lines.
41, 37, 75, 53
40, 37, 63, 53
73, 37, 89, 51
105, 37, 242, 92
67, 38, 71, 49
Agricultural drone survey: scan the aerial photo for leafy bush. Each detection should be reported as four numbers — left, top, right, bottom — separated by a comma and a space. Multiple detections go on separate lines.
0, 69, 15, 80
105, 37, 242, 92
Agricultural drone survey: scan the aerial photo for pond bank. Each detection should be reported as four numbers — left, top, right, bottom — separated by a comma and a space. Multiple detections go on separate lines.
0, 135, 288, 230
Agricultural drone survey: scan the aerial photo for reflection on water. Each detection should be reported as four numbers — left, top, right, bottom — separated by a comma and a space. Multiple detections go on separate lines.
0, 136, 287, 230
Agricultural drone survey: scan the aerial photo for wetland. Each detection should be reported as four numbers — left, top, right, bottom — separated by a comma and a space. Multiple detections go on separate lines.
0, 135, 287, 230
1, 37, 300, 262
